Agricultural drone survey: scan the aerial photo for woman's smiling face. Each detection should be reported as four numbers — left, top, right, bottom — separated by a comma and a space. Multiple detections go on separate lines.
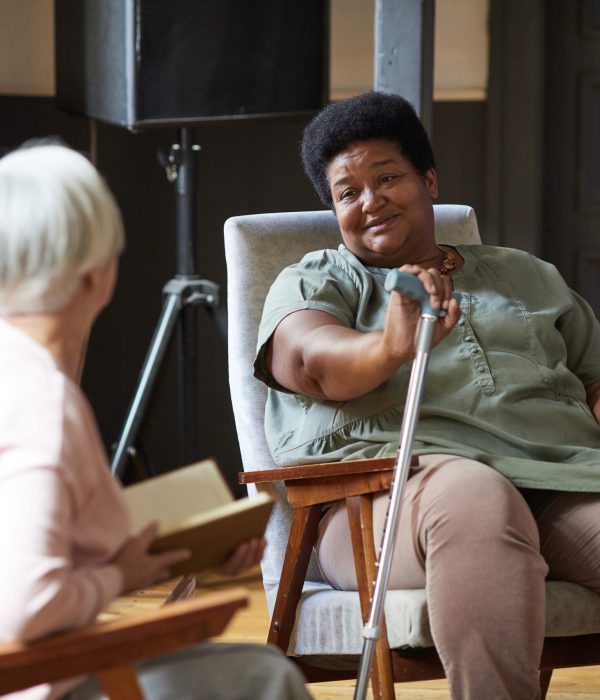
326, 138, 438, 268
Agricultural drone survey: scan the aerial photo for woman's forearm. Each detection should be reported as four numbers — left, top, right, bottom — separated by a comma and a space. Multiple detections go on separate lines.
267, 285, 460, 402
300, 325, 409, 400
267, 309, 411, 401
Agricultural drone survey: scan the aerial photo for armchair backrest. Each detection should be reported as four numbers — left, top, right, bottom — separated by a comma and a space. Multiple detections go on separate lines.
224, 206, 481, 597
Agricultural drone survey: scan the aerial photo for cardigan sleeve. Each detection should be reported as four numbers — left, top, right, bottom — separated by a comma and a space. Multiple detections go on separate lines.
0, 458, 122, 642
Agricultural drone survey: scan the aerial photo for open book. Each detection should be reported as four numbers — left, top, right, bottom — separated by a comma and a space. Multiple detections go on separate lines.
124, 459, 273, 576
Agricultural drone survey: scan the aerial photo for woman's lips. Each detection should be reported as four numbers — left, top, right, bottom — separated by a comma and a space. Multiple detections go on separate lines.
365, 214, 399, 233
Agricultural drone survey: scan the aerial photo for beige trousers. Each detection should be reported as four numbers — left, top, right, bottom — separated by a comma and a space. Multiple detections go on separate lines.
316, 454, 600, 700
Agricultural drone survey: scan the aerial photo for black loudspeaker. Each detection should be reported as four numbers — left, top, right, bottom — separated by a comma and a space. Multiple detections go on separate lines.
55, 0, 329, 129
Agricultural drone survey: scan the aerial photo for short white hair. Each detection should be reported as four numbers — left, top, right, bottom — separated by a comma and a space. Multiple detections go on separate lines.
0, 144, 125, 315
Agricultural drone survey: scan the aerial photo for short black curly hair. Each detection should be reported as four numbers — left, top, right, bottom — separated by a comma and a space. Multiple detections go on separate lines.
301, 91, 435, 208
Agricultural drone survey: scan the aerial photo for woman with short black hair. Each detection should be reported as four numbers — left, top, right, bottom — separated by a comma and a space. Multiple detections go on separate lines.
255, 91, 600, 699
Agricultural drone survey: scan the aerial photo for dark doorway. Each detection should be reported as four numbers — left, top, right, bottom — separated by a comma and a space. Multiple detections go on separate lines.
543, 0, 600, 315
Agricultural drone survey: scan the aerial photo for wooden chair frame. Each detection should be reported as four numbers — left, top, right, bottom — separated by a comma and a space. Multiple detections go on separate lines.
0, 588, 247, 699
241, 459, 600, 700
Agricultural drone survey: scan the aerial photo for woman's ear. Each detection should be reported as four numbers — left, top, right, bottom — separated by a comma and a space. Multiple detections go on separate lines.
80, 261, 118, 312
424, 168, 438, 200
79, 268, 96, 292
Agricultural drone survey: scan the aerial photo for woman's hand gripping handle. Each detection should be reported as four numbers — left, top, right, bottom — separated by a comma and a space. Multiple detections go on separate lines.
385, 269, 462, 318
383, 267, 462, 355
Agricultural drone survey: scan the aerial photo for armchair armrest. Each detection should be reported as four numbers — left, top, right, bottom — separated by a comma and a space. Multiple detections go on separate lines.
239, 456, 418, 508
239, 456, 400, 485
0, 588, 248, 696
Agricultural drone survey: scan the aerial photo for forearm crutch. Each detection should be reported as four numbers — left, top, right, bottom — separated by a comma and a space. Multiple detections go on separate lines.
354, 270, 460, 700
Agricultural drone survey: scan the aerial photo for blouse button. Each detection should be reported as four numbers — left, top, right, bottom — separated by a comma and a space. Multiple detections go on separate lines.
477, 366, 486, 373
465, 336, 474, 342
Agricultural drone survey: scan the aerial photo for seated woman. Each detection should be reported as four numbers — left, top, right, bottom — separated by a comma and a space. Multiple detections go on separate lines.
0, 144, 312, 700
254, 91, 600, 699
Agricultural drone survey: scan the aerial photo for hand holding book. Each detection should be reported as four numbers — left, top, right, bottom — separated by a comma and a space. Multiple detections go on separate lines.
113, 521, 192, 594
123, 460, 274, 578
215, 537, 267, 577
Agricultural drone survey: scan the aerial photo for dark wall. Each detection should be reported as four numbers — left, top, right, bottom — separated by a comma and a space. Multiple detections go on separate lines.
433, 101, 486, 227
0, 96, 485, 494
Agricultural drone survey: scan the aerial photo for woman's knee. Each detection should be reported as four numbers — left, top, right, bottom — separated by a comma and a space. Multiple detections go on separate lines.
317, 457, 543, 590
536, 491, 600, 590
412, 457, 540, 550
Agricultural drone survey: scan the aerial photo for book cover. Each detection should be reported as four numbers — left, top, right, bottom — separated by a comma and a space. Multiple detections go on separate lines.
124, 459, 273, 576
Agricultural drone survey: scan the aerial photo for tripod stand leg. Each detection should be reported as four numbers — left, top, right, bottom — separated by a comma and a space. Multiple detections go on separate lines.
177, 301, 199, 464
111, 293, 181, 478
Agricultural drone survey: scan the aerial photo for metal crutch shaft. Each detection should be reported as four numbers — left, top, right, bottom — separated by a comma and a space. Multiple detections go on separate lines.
354, 270, 457, 700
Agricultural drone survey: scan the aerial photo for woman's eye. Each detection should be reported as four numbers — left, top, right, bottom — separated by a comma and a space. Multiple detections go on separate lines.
340, 189, 356, 201
381, 175, 396, 184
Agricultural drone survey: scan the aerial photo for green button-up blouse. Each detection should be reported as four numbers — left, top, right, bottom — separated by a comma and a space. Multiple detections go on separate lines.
254, 244, 600, 492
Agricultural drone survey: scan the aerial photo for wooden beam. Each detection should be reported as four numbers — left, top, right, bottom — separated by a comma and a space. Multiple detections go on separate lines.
374, 0, 435, 132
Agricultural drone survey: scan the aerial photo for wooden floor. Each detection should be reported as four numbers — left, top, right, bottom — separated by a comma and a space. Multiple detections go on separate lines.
103, 570, 600, 699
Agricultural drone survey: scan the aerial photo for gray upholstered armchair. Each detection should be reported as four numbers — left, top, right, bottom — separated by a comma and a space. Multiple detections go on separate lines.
225, 206, 600, 699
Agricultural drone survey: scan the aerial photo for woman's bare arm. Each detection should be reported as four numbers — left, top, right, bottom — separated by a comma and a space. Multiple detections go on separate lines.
266, 266, 461, 401
266, 309, 402, 400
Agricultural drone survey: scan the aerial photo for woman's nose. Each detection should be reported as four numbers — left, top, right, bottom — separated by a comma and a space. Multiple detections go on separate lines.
361, 187, 384, 212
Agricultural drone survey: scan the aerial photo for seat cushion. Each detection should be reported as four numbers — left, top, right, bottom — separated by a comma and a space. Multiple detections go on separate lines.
262, 580, 600, 655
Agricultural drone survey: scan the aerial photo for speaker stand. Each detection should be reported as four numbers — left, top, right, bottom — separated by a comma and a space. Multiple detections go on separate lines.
111, 127, 218, 480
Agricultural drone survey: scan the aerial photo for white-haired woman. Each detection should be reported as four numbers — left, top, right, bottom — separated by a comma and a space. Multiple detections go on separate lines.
0, 145, 311, 700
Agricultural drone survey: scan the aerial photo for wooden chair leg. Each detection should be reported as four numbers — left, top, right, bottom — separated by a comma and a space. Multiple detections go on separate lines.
268, 504, 321, 652
96, 664, 144, 700
347, 495, 395, 700
539, 668, 553, 699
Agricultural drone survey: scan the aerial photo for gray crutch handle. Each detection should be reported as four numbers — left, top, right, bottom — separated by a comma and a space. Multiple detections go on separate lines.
385, 269, 461, 317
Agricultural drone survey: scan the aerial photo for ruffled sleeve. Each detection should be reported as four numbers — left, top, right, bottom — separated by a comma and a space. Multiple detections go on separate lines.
254, 248, 361, 391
